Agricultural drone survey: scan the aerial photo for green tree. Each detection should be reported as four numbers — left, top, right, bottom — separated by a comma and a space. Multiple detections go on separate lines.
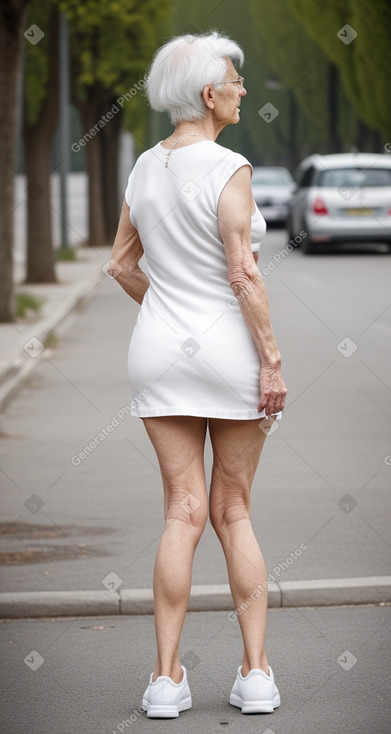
0, 0, 29, 322
288, 0, 391, 140
61, 0, 171, 244
248, 0, 363, 159
23, 0, 58, 283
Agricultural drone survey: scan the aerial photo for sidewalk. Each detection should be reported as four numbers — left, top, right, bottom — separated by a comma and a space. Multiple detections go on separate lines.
1, 607, 390, 734
0, 236, 390, 617
0, 246, 110, 413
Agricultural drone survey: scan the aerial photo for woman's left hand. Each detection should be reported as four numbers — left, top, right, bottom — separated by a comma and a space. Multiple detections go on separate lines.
258, 361, 287, 416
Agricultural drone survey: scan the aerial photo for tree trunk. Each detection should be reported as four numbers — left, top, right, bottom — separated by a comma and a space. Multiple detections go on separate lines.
24, 127, 57, 282
0, 1, 28, 322
355, 120, 383, 152
328, 63, 341, 153
100, 102, 122, 242
288, 91, 299, 173
79, 98, 107, 246
372, 129, 383, 153
24, 3, 59, 283
355, 119, 371, 151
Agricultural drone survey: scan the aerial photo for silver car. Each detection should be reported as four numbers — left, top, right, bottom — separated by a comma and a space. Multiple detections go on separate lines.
251, 166, 295, 224
287, 153, 391, 254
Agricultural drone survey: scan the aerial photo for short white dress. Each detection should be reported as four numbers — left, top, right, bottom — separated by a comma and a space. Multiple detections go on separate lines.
125, 139, 282, 421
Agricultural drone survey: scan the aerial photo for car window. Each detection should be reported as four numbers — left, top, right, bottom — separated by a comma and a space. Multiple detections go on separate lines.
318, 168, 391, 187
297, 166, 314, 188
252, 169, 292, 186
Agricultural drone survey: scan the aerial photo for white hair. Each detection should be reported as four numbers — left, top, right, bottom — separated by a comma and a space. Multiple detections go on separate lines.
146, 31, 244, 125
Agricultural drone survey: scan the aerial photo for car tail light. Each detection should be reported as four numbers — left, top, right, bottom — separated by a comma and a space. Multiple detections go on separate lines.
312, 197, 329, 215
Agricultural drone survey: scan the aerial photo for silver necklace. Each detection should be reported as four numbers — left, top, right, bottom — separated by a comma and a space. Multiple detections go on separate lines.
164, 133, 197, 168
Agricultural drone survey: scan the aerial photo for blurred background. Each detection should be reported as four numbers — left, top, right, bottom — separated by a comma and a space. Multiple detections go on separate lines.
0, 0, 390, 321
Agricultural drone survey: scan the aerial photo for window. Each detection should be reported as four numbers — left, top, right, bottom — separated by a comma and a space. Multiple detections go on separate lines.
252, 169, 293, 186
297, 166, 314, 188
318, 168, 391, 188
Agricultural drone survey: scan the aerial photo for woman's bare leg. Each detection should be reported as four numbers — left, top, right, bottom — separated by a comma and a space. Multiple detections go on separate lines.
208, 417, 274, 677
142, 416, 208, 683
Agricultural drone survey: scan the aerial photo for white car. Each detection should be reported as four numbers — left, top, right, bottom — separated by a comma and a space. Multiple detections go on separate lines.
287, 153, 391, 254
251, 166, 295, 224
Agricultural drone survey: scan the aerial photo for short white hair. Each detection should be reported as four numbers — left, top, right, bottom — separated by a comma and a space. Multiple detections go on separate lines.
146, 31, 244, 125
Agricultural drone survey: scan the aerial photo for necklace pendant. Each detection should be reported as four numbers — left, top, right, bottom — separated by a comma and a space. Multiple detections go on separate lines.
164, 133, 197, 168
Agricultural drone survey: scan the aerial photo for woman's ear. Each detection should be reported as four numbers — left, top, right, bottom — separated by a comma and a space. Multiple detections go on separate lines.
201, 84, 215, 111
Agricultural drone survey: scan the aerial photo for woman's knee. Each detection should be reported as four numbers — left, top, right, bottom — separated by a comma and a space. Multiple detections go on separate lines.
165, 484, 208, 534
209, 479, 250, 533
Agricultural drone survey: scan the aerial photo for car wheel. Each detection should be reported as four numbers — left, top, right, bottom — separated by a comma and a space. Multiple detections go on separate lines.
301, 219, 317, 255
286, 215, 302, 249
302, 238, 317, 255
286, 214, 295, 245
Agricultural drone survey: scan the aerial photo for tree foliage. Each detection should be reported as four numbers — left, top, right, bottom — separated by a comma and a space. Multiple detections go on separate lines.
60, 0, 160, 89
24, 0, 53, 126
24, 0, 172, 148
288, 0, 391, 137
59, 0, 172, 148
249, 0, 330, 135
0, 0, 30, 321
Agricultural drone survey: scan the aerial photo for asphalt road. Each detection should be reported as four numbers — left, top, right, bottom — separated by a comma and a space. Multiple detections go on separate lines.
1, 605, 390, 734
1, 227, 390, 593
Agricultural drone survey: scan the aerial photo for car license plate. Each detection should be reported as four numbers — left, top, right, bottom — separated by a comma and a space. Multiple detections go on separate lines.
345, 208, 374, 216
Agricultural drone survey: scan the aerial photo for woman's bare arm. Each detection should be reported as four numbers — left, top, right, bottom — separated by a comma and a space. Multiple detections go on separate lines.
107, 199, 149, 305
218, 166, 287, 415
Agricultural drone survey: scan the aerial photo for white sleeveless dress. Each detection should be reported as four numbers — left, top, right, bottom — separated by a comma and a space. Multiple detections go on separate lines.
125, 139, 281, 420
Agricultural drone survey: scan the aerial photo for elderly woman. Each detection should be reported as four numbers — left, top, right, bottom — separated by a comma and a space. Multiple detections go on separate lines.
109, 31, 287, 718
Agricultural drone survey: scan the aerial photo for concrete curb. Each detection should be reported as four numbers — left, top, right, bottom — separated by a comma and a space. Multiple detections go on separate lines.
0, 258, 103, 414
1, 577, 390, 619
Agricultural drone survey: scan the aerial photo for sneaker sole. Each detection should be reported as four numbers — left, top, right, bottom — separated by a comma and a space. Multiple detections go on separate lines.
230, 692, 280, 714
142, 697, 192, 718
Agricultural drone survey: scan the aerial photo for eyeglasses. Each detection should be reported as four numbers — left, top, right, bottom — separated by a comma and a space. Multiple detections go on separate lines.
213, 76, 245, 89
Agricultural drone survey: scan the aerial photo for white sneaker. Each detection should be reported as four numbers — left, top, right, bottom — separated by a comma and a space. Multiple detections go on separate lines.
230, 665, 281, 714
141, 665, 192, 718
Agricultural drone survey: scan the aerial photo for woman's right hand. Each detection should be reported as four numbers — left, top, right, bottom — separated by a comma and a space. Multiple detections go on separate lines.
258, 361, 287, 416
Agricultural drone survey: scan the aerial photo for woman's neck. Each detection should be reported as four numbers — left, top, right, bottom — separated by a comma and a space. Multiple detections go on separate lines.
163, 116, 220, 148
